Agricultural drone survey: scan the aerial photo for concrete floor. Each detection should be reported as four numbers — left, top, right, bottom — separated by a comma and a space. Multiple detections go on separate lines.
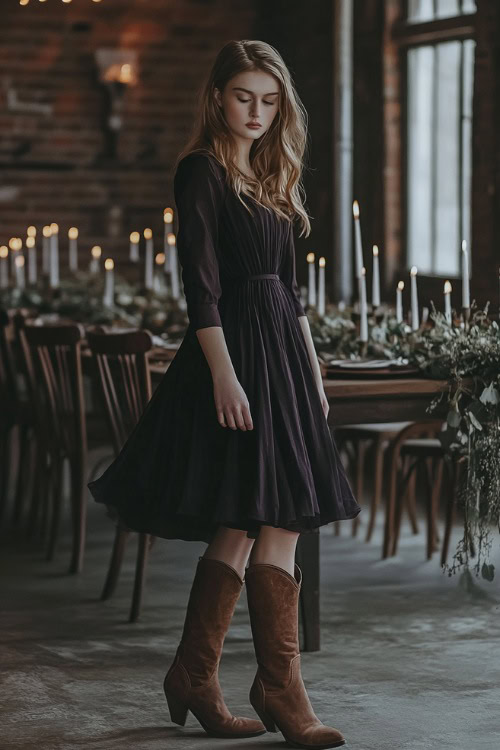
2, 480, 500, 750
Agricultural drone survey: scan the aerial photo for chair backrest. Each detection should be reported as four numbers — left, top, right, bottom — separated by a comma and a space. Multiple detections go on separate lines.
22, 322, 87, 461
86, 328, 153, 456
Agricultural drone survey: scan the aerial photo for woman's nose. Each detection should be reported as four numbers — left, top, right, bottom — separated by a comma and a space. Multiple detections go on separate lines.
250, 101, 261, 118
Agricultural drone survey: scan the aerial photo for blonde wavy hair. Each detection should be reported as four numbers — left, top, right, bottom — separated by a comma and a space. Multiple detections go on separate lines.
174, 39, 312, 237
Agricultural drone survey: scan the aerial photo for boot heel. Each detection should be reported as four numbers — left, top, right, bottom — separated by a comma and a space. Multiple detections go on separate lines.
253, 706, 278, 733
165, 692, 189, 726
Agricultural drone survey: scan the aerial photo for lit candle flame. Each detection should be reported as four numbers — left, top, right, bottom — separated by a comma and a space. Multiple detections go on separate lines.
361, 266, 366, 276
352, 201, 360, 219
68, 227, 78, 239
50, 223, 59, 234
130, 231, 140, 243
104, 258, 114, 271
444, 281, 452, 294
306, 252, 315, 263
91, 245, 102, 259
26, 237, 35, 249
43, 225, 52, 238
15, 255, 25, 268
410, 266, 418, 276
372, 245, 379, 257
319, 257, 326, 268
27, 226, 36, 237
397, 281, 404, 291
0, 246, 8, 259
144, 228, 153, 240
167, 233, 176, 246
155, 252, 166, 265
164, 208, 174, 223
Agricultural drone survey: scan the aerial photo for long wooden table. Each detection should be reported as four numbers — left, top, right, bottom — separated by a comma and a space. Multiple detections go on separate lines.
296, 375, 449, 652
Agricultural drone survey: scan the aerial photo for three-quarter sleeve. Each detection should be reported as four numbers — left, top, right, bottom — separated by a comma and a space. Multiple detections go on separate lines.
279, 220, 307, 317
174, 154, 225, 331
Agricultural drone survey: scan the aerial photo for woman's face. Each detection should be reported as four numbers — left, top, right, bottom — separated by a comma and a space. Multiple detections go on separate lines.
215, 70, 280, 143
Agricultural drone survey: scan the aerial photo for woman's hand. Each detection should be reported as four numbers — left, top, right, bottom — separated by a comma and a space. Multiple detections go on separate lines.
213, 373, 254, 431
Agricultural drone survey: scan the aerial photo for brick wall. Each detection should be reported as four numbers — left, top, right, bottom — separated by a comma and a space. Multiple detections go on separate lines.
1, 0, 257, 271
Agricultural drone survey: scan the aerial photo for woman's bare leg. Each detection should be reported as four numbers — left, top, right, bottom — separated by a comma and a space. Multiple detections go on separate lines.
248, 526, 300, 576
203, 526, 256, 580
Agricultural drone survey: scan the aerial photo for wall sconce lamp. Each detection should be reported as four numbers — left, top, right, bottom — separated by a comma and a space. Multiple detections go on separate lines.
94, 48, 138, 159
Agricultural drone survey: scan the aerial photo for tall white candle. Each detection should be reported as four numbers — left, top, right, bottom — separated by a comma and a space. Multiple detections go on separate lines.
307, 252, 316, 307
317, 257, 326, 316
167, 233, 180, 299
26, 236, 37, 285
49, 222, 59, 288
15, 254, 26, 290
144, 228, 154, 290
68, 227, 78, 272
154, 252, 165, 294
461, 240, 470, 309
129, 231, 140, 262
0, 246, 8, 289
372, 245, 380, 307
163, 208, 173, 272
90, 245, 101, 274
410, 266, 419, 331
444, 280, 452, 324
42, 226, 51, 275
359, 266, 368, 342
103, 258, 114, 307
9, 237, 18, 276
396, 281, 404, 323
352, 201, 364, 279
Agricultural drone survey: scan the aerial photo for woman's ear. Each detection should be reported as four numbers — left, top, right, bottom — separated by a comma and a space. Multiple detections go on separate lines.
214, 87, 222, 108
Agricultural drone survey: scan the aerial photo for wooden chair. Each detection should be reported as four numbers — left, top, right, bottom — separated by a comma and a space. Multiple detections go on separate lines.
22, 322, 87, 574
384, 419, 461, 562
0, 308, 38, 528
334, 422, 415, 542
86, 327, 154, 623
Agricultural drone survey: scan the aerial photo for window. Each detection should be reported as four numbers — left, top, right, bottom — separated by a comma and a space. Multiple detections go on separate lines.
405, 1, 475, 275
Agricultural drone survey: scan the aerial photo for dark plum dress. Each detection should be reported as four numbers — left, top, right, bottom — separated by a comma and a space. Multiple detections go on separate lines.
87, 151, 361, 543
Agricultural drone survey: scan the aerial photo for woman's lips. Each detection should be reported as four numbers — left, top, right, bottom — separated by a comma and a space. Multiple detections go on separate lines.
246, 123, 262, 129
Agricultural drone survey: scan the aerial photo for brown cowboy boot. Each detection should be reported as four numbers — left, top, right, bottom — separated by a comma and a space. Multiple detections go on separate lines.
245, 562, 346, 749
163, 556, 266, 738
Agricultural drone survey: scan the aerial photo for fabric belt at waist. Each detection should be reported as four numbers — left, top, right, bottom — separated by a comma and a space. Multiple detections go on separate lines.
235, 273, 280, 283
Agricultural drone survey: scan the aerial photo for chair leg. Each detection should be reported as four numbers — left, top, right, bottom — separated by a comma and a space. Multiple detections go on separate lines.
430, 458, 443, 553
12, 424, 30, 527
101, 525, 130, 600
383, 441, 400, 558
68, 457, 87, 575
129, 534, 155, 623
405, 465, 419, 535
0, 429, 12, 525
391, 455, 419, 557
46, 459, 64, 562
365, 436, 384, 543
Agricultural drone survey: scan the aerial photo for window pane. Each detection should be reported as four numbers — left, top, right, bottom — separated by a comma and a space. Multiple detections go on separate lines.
435, 42, 461, 275
407, 40, 474, 276
407, 0, 476, 22
435, 0, 460, 20
407, 47, 434, 273
408, 0, 434, 23
461, 0, 477, 13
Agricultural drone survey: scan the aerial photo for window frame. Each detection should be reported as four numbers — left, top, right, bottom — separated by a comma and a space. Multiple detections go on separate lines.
392, 1, 477, 279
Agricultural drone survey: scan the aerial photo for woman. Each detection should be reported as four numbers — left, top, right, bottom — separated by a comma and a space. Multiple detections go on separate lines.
88, 39, 360, 749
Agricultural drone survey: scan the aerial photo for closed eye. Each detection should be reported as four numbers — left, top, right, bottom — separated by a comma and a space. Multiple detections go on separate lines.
237, 98, 275, 106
